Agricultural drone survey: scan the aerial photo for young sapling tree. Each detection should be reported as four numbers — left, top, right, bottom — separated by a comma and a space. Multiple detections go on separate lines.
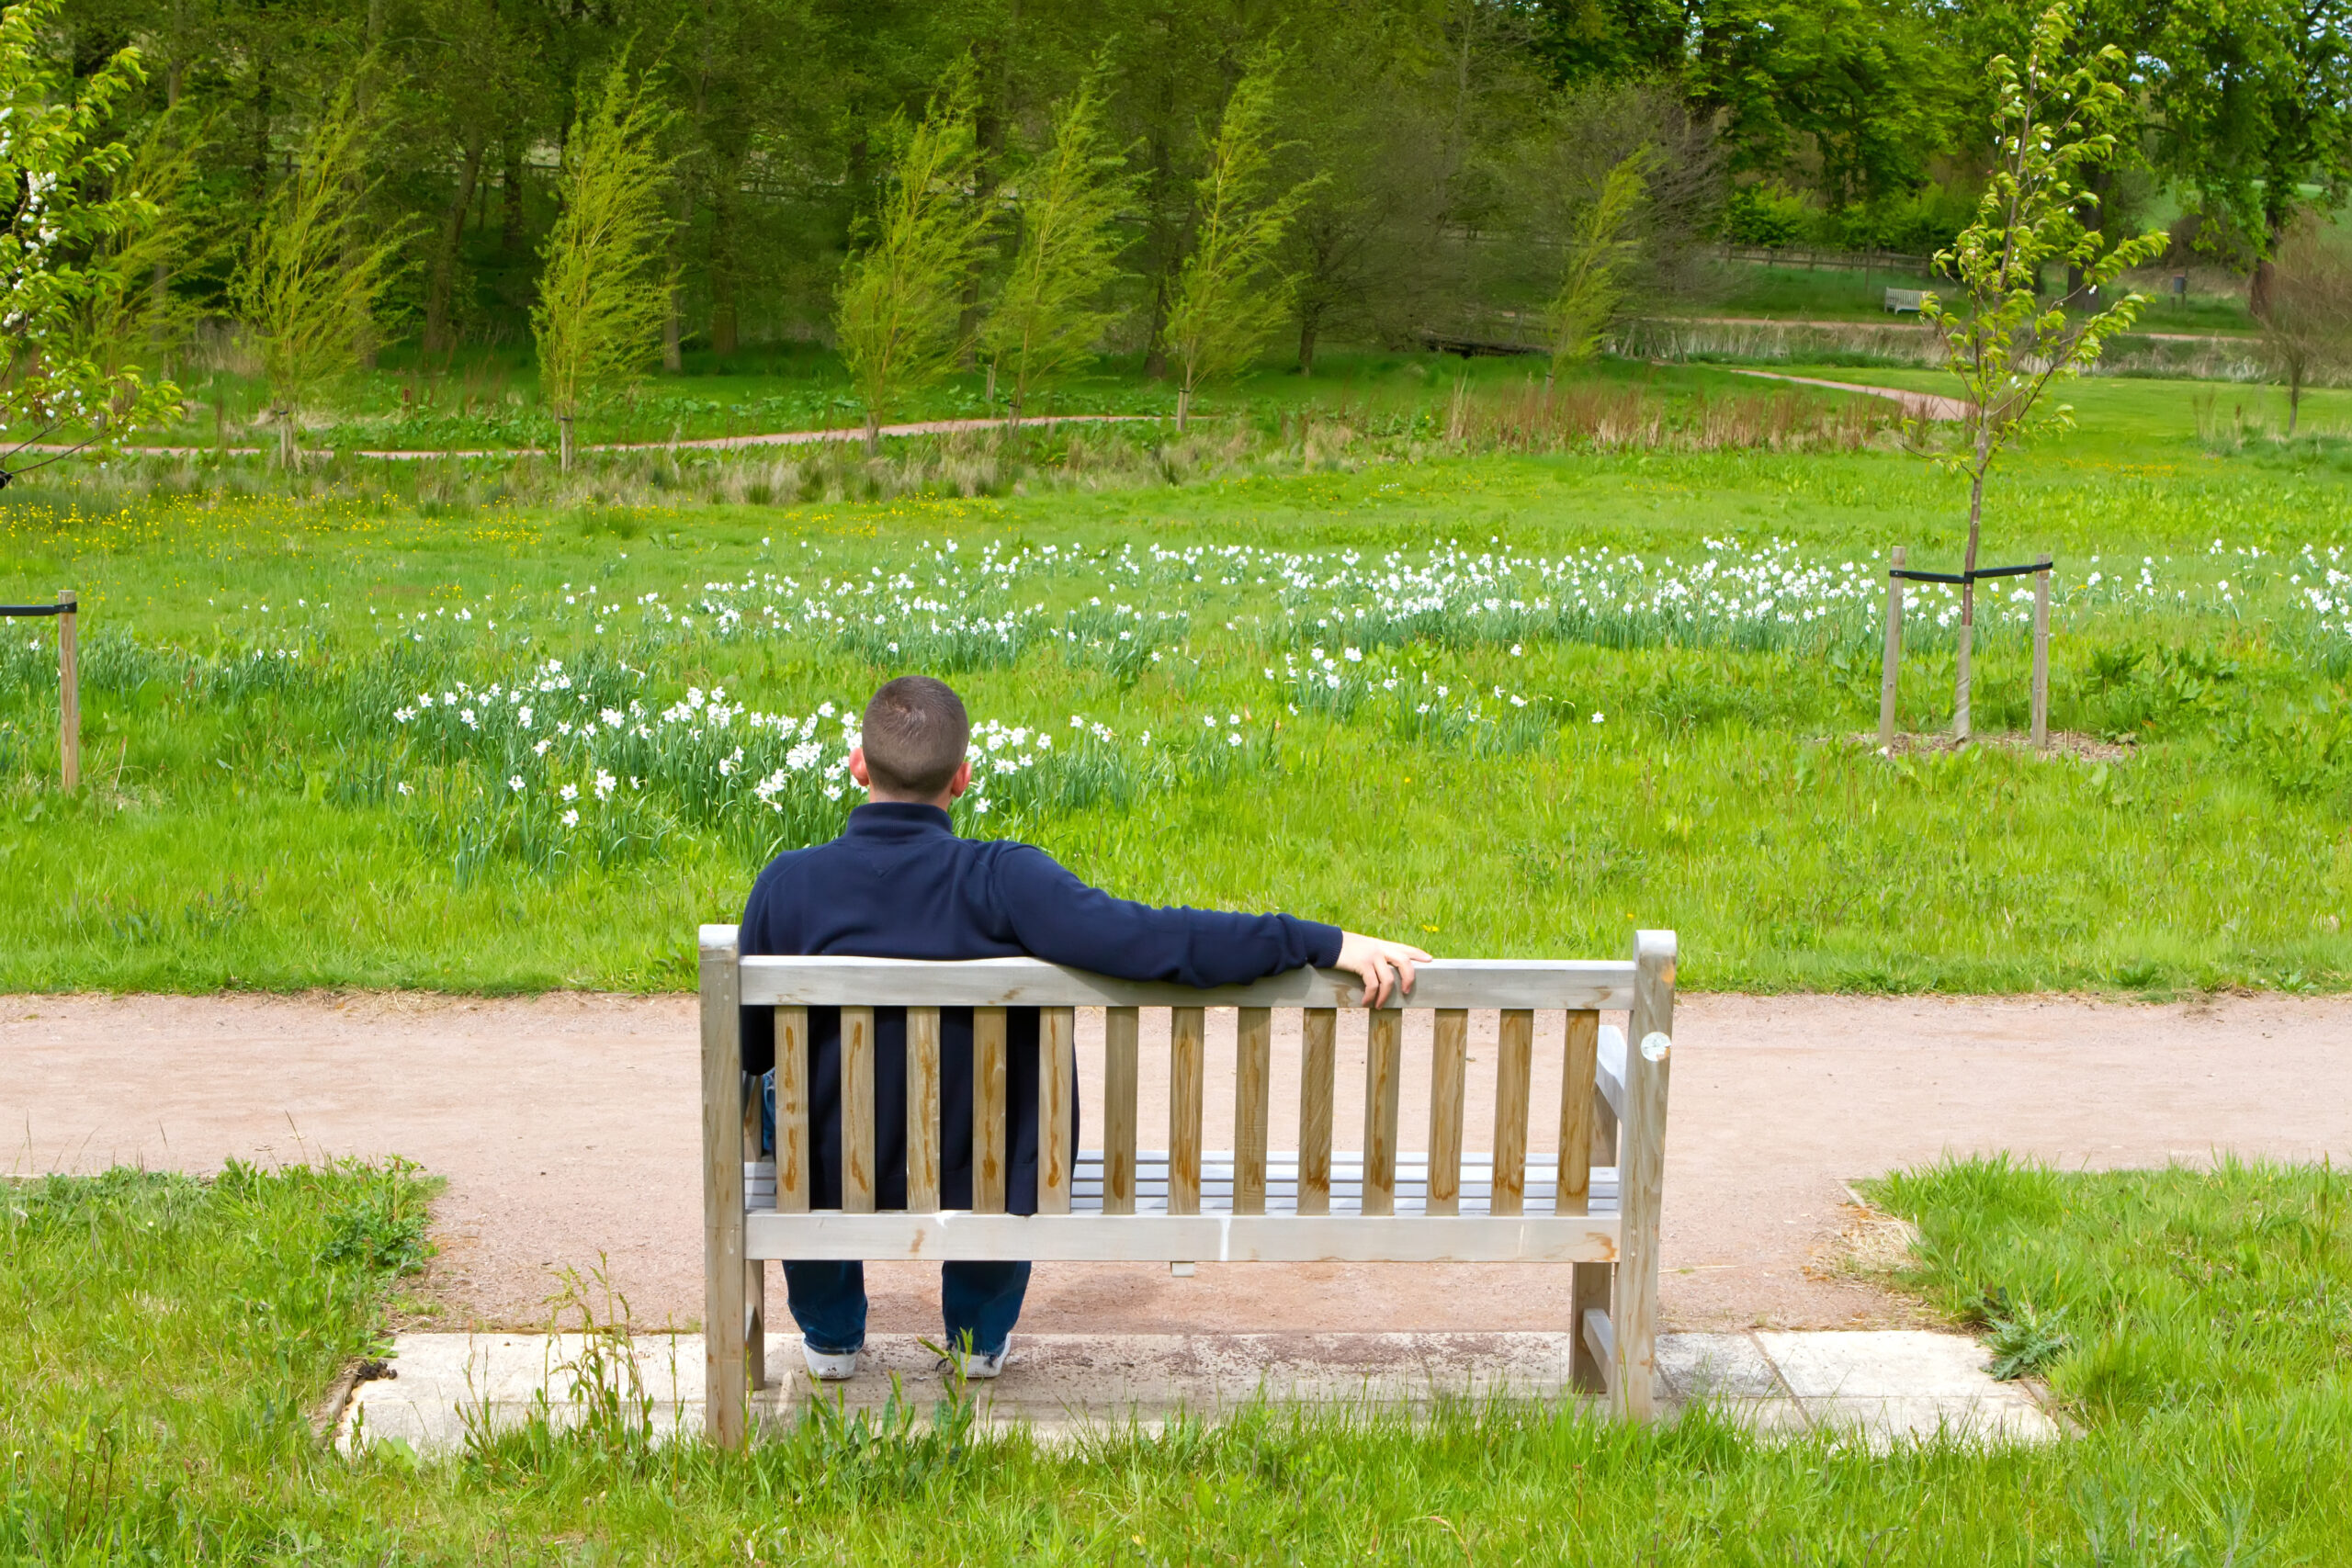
979, 69, 1133, 427
233, 73, 412, 467
533, 53, 678, 471
1542, 148, 1651, 391
0, 0, 183, 481
835, 63, 992, 455
1163, 51, 1317, 432
1918, 0, 2165, 741
2257, 218, 2352, 435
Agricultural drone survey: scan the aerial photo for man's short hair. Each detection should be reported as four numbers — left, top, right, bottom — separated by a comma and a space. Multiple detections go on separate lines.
860, 676, 970, 795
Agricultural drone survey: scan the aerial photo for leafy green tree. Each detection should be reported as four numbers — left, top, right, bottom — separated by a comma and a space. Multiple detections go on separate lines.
533, 53, 677, 471
2152, 0, 2352, 316
0, 0, 183, 481
1692, 0, 1960, 212
979, 68, 1132, 425
232, 72, 411, 467
1541, 147, 1651, 389
1917, 0, 2165, 743
834, 62, 992, 453
1163, 51, 1315, 431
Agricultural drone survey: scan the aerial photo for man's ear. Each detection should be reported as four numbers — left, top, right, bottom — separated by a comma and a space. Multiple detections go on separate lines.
848, 747, 871, 788
944, 759, 972, 800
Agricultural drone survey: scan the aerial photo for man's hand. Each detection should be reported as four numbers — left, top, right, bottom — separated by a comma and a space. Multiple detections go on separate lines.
1335, 931, 1433, 1009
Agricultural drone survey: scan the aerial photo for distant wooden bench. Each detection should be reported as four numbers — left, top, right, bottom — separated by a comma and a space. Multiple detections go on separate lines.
698, 927, 1677, 1446
1883, 288, 1926, 314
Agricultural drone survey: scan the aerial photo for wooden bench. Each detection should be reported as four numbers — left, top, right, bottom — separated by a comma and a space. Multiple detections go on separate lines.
699, 926, 1677, 1446
1883, 287, 1926, 314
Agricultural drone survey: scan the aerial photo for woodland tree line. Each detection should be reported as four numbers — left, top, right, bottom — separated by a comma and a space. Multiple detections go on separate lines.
28, 0, 2352, 385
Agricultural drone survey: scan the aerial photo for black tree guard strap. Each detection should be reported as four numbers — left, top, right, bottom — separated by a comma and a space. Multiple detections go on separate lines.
1890, 561, 2050, 585
0, 603, 73, 616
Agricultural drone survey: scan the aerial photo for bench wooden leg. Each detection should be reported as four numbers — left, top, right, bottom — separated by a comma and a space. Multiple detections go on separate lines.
700, 927, 748, 1448
1610, 931, 1676, 1420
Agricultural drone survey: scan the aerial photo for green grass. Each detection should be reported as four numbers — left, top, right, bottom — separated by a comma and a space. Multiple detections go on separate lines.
5, 1157, 2347, 1562
2, 367, 2348, 995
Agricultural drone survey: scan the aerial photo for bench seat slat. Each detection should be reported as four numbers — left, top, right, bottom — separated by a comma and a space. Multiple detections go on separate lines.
743, 1210, 1623, 1264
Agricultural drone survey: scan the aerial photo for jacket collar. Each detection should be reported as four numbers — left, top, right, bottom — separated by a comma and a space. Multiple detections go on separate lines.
842, 800, 956, 840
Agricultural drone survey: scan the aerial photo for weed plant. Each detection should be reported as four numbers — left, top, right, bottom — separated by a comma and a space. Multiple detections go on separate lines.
4, 1157, 2348, 1562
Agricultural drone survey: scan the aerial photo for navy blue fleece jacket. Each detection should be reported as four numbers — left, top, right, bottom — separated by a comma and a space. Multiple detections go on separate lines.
740, 801, 1342, 1213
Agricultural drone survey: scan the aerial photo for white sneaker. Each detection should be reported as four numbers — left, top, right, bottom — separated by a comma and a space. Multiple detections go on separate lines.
936, 1337, 1012, 1381
801, 1341, 862, 1381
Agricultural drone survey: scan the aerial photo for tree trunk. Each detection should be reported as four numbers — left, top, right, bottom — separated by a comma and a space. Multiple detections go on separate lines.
2249, 255, 2276, 321
558, 413, 575, 470
663, 181, 691, 372
423, 130, 487, 355
1175, 384, 1191, 433
1955, 445, 1988, 742
864, 410, 881, 457
709, 179, 739, 357
501, 137, 526, 254
2290, 368, 2303, 435
351, 0, 385, 369
1145, 271, 1171, 379
1297, 313, 1317, 376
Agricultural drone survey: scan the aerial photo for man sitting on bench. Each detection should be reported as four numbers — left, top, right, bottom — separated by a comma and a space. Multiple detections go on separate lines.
739, 675, 1430, 1382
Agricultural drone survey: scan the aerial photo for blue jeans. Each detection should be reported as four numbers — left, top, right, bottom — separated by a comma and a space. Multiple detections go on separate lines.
762, 1068, 1031, 1357
783, 1258, 1032, 1358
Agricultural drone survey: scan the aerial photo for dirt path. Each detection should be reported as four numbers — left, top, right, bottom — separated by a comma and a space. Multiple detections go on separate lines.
8, 991, 2346, 1336
22, 412, 1155, 463
1727, 367, 1971, 422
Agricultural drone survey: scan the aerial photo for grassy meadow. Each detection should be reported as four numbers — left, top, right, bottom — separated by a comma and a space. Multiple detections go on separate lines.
3, 361, 2349, 995
5, 1156, 2346, 1562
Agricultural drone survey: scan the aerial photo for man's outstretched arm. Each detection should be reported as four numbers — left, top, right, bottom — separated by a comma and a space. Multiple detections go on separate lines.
991, 846, 1430, 1005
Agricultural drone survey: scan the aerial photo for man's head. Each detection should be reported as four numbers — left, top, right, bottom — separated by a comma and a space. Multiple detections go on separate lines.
850, 676, 972, 805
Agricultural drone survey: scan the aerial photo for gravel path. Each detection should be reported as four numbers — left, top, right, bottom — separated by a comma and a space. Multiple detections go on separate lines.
9, 990, 2345, 1335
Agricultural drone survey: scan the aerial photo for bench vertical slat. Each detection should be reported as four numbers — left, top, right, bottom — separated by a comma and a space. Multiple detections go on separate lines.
740, 1075, 766, 1389
1170, 1007, 1205, 1215
1039, 1007, 1075, 1215
1610, 931, 1676, 1420
1565, 1007, 1608, 1397
1489, 1009, 1533, 1216
1362, 1010, 1402, 1216
1234, 1008, 1272, 1215
1103, 1006, 1139, 1215
775, 1007, 810, 1213
1556, 1010, 1600, 1215
698, 927, 747, 1449
973, 1007, 1008, 1213
906, 1006, 942, 1212
841, 1006, 877, 1213
1427, 1009, 1468, 1216
1297, 1009, 1336, 1215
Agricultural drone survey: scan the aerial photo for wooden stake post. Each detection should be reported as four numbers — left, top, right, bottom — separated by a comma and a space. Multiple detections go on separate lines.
57, 591, 77, 789
2030, 556, 2052, 750
1878, 547, 1904, 752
